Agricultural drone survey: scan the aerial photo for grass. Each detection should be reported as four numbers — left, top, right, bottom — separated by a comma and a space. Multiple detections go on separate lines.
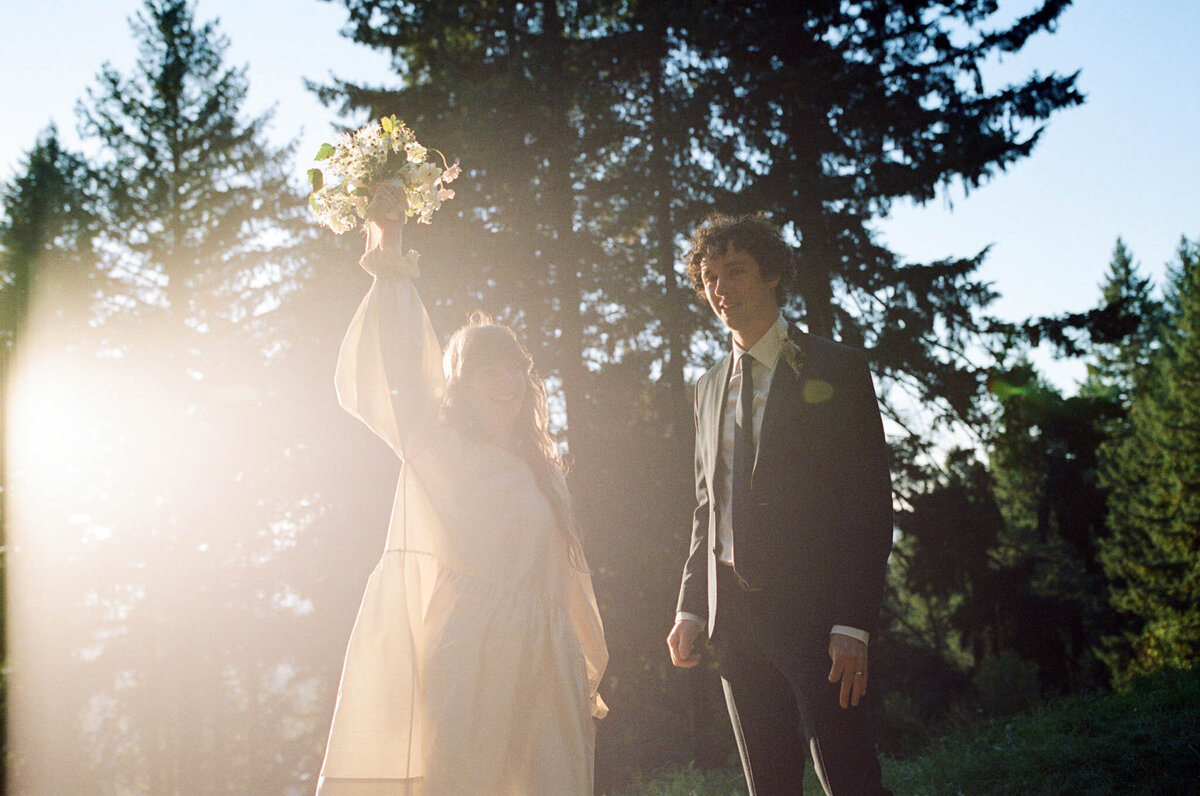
614, 668, 1200, 795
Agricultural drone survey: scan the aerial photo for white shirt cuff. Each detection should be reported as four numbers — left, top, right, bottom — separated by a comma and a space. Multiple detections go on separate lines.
676, 611, 705, 626
831, 625, 870, 645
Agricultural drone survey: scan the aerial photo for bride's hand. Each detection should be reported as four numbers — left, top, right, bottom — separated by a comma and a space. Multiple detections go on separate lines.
364, 184, 407, 253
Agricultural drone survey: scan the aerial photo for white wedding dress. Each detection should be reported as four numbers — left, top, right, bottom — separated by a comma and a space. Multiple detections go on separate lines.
317, 256, 608, 795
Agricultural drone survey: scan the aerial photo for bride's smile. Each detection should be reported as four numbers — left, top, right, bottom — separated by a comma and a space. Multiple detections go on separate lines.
466, 360, 527, 444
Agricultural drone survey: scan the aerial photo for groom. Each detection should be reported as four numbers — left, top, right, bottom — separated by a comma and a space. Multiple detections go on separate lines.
667, 214, 893, 795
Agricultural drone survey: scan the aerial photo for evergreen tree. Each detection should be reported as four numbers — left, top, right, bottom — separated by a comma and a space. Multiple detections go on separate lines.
1100, 238, 1200, 680
0, 126, 99, 796
887, 237, 1175, 719
987, 362, 1118, 693
1081, 239, 1164, 413
0, 128, 98, 344
5, 2, 321, 791
686, 0, 1081, 427
308, 9, 721, 778
0, 126, 98, 522
1076, 240, 1162, 680
319, 0, 1083, 431
891, 448, 1003, 661
310, 0, 669, 462
78, 0, 299, 347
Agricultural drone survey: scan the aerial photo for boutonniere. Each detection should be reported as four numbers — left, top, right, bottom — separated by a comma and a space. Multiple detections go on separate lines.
779, 329, 807, 379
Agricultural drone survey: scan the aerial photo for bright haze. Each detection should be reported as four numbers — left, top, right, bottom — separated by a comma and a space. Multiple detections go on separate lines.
2, 0, 1199, 792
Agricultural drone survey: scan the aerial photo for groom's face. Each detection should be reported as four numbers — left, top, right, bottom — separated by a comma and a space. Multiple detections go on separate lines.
701, 247, 780, 337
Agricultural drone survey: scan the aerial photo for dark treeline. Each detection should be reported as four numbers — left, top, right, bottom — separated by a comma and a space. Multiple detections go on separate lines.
2, 0, 1196, 793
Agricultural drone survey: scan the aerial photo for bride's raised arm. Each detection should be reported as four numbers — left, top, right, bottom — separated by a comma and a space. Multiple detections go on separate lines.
334, 205, 445, 459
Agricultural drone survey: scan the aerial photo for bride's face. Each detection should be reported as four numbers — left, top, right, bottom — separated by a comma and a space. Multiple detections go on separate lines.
465, 359, 528, 445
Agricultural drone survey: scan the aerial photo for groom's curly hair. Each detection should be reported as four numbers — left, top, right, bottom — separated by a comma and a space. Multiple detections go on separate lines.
684, 212, 794, 307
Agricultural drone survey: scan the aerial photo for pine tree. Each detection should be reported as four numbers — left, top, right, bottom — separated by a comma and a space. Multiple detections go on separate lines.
11, 2, 316, 791
320, 0, 1083, 432
1081, 239, 1164, 413
310, 0, 666, 461
893, 448, 1003, 658
986, 361, 1117, 692
310, 5, 721, 779
0, 127, 98, 533
0, 128, 98, 344
1100, 238, 1200, 680
78, 0, 299, 349
0, 126, 100, 796
685, 0, 1082, 427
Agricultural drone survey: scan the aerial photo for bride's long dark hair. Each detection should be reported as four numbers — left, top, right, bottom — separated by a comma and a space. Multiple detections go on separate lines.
441, 312, 585, 565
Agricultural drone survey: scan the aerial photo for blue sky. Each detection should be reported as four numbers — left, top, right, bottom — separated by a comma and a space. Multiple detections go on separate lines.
4, 1, 1198, 387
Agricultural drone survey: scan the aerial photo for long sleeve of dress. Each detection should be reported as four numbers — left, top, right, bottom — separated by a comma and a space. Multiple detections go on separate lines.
319, 256, 443, 794
334, 252, 443, 460
567, 554, 610, 720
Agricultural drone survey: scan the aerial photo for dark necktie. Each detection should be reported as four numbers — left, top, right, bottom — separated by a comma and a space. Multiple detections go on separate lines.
731, 353, 755, 541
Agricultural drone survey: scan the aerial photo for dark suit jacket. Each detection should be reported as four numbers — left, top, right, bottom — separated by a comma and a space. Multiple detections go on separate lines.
676, 326, 893, 639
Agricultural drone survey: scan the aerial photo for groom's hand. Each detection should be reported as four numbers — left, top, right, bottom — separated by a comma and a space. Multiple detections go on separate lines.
827, 633, 869, 709
667, 618, 703, 668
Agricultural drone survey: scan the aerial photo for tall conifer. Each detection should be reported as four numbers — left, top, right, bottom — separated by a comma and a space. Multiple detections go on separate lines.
9, 2, 315, 791
1082, 239, 1163, 414
1100, 238, 1200, 679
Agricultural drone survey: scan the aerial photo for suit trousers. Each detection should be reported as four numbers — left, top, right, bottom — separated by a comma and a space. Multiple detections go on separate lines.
712, 564, 890, 796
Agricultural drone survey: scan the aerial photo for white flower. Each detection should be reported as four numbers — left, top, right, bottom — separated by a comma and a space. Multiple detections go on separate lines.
405, 141, 427, 164
412, 162, 442, 191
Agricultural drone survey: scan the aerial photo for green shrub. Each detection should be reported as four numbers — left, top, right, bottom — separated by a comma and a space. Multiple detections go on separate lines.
884, 667, 1200, 795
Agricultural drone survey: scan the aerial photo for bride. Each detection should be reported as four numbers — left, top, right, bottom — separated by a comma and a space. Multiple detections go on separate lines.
316, 187, 608, 794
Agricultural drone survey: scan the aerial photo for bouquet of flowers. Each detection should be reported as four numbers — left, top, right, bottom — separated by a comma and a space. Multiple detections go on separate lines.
307, 115, 461, 233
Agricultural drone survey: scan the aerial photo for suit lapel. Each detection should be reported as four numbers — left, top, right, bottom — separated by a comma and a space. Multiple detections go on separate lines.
706, 353, 733, 489
757, 327, 806, 471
